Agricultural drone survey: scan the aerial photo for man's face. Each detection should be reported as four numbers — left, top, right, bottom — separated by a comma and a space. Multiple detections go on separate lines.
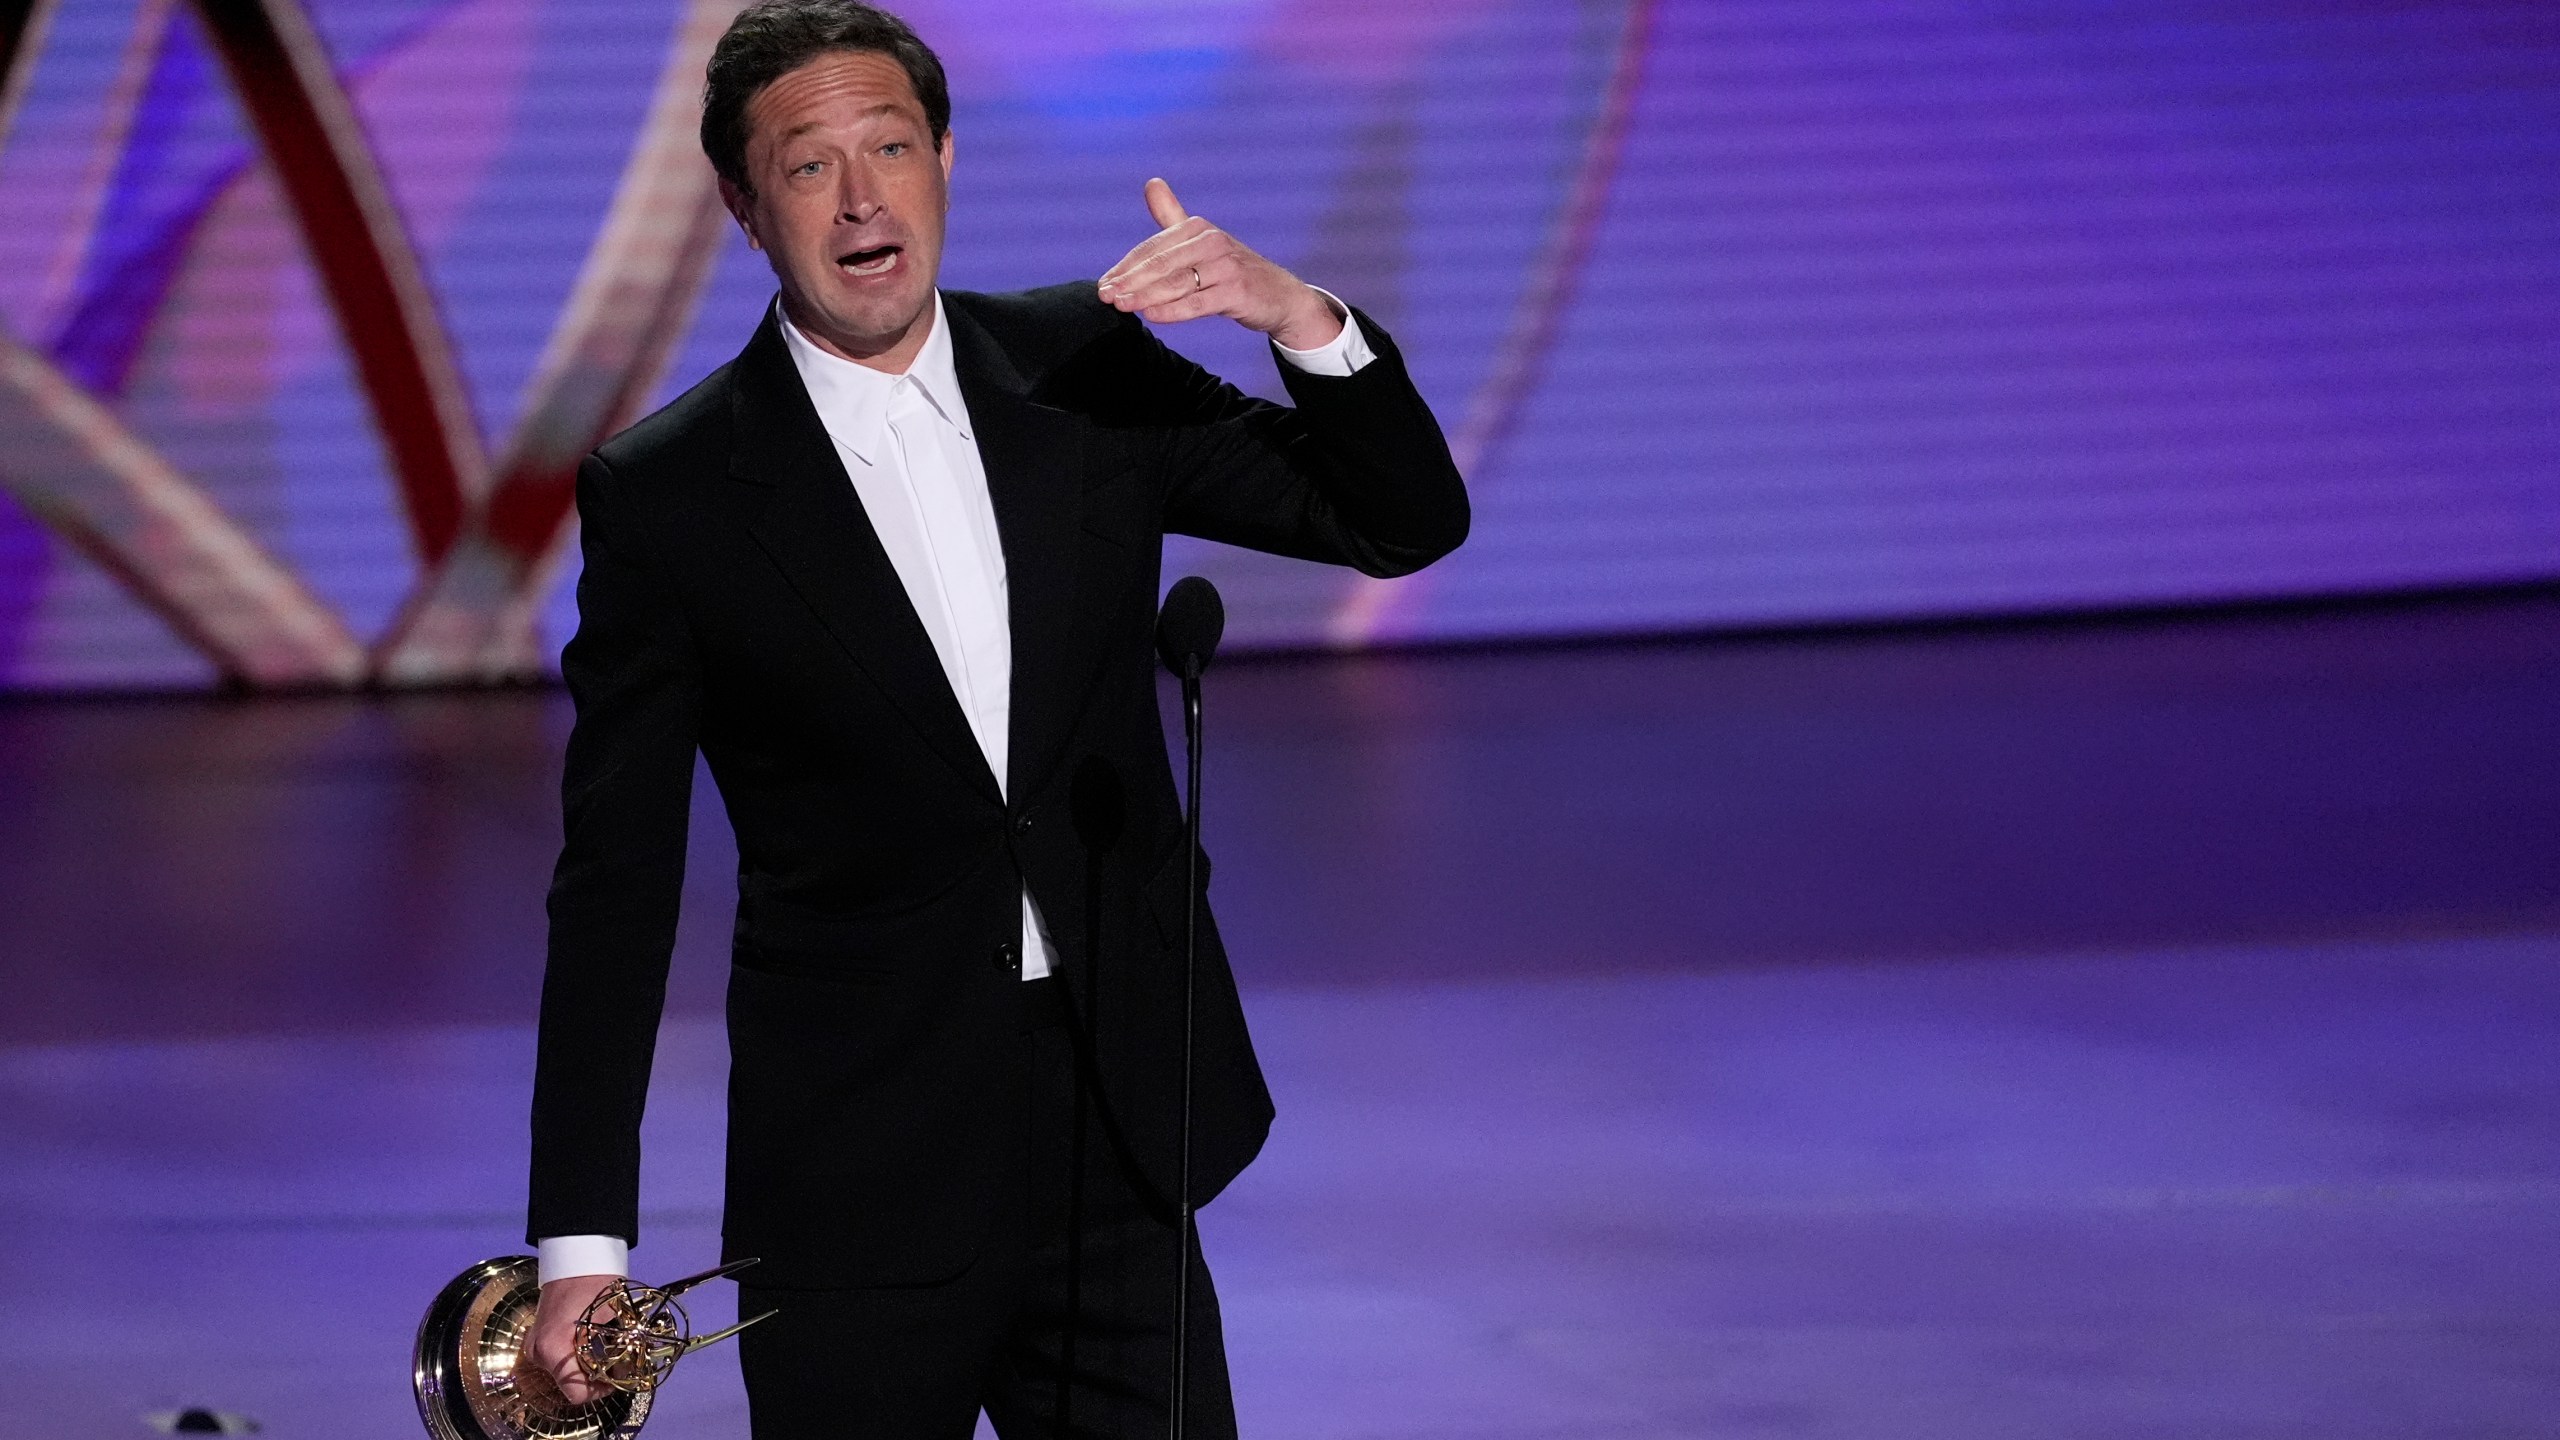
723, 50, 952, 365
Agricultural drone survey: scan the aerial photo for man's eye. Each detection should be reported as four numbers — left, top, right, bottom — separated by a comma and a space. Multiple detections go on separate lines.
881, 142, 906, 157
793, 160, 822, 176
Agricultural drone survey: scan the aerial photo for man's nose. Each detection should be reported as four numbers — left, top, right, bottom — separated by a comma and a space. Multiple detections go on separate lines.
836, 171, 882, 225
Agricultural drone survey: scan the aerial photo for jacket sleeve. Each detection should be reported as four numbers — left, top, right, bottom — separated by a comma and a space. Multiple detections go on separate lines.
526, 453, 702, 1248
1141, 305, 1470, 577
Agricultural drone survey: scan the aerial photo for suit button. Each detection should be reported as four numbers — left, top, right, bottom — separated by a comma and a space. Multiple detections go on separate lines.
993, 940, 1020, 973
1014, 812, 1034, 836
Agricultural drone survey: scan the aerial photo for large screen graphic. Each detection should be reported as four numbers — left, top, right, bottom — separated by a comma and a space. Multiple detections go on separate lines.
2, 0, 2557, 689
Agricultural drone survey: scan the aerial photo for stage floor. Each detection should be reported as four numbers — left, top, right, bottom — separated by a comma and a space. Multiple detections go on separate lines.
3, 591, 2556, 1438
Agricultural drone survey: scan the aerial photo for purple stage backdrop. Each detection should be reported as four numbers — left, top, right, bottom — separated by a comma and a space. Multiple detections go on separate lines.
1, 0, 2556, 689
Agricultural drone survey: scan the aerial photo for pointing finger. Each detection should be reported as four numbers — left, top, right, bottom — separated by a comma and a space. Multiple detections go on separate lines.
1144, 176, 1187, 232
1100, 217, 1217, 295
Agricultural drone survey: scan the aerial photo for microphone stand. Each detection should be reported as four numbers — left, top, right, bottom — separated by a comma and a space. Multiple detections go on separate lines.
1170, 646, 1203, 1440
1155, 574, 1221, 1440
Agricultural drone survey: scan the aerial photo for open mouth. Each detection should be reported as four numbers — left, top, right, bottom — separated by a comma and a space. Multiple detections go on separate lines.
837, 245, 900, 277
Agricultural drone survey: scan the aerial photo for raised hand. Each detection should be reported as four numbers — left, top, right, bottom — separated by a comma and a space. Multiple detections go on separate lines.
1097, 177, 1344, 351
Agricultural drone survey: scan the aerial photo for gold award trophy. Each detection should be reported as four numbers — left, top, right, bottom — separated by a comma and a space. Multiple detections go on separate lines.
413, 1257, 775, 1440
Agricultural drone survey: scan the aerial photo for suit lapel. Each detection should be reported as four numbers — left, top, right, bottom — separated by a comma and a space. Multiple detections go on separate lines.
946, 299, 1085, 808
726, 309, 1001, 803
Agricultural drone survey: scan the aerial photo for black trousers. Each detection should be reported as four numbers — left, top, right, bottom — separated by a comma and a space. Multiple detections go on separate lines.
736, 978, 1237, 1440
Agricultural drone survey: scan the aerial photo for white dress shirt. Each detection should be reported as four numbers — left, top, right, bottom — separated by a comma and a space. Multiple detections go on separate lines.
539, 289, 1373, 1285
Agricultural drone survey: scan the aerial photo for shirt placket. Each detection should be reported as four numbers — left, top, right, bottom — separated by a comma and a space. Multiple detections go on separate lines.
888, 382, 1011, 795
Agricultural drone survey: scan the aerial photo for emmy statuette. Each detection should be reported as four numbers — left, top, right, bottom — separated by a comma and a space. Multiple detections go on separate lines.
413, 1257, 774, 1440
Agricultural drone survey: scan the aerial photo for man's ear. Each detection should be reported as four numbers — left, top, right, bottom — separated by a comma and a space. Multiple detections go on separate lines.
718, 175, 763, 251
937, 129, 955, 205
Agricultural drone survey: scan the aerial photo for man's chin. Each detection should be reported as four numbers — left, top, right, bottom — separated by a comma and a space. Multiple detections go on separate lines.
787, 285, 934, 360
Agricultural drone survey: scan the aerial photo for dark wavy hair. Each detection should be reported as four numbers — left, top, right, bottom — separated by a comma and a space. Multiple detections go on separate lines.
701, 1, 951, 197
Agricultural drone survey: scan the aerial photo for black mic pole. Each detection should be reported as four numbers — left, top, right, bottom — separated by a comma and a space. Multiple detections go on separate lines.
1154, 576, 1223, 1440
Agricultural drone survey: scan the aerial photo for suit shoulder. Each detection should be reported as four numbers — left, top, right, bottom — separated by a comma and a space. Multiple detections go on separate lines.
592, 359, 737, 480
945, 282, 1138, 379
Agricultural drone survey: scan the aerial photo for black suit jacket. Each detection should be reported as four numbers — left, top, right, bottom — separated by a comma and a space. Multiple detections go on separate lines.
527, 283, 1466, 1289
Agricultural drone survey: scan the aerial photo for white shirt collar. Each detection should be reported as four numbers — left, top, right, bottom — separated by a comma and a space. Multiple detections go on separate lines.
776, 290, 973, 466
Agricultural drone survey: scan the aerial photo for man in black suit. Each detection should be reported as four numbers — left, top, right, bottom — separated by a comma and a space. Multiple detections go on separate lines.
520, 3, 1465, 1435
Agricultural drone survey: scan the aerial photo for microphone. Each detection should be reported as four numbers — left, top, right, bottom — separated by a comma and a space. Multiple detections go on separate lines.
1154, 575, 1223, 1440
1154, 575, 1225, 681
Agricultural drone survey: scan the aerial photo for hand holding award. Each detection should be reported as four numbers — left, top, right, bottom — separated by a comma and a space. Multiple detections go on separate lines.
412, 1257, 773, 1440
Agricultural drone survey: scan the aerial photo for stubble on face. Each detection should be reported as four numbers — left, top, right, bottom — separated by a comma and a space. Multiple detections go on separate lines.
726, 50, 952, 372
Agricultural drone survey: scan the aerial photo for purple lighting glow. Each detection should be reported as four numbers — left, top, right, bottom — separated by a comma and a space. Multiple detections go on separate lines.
2, 0, 2557, 688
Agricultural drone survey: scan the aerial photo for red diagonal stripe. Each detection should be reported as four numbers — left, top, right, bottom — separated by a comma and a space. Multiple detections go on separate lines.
189, 0, 482, 564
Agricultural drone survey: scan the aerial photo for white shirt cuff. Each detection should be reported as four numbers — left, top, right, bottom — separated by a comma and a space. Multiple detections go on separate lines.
537, 1234, 630, 1285
1272, 287, 1375, 377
